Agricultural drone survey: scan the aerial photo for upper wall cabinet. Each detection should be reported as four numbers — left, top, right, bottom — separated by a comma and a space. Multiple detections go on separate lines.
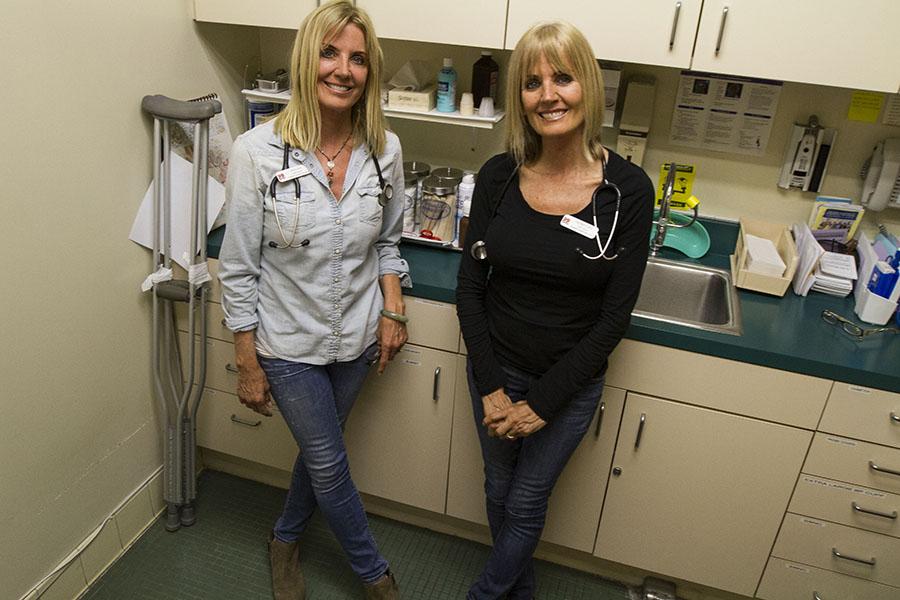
357, 0, 508, 49
692, 0, 900, 93
194, 0, 315, 29
505, 0, 702, 68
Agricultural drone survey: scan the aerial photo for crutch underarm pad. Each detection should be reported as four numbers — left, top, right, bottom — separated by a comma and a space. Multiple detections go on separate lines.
142, 94, 222, 121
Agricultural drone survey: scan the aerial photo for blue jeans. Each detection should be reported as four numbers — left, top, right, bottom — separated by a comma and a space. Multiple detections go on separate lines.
466, 361, 603, 600
259, 344, 388, 584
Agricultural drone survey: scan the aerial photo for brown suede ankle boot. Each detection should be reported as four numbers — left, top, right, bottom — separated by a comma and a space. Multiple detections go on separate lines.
363, 569, 400, 600
268, 532, 306, 600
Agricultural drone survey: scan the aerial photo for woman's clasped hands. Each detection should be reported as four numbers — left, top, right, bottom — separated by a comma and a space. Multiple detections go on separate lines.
481, 389, 547, 440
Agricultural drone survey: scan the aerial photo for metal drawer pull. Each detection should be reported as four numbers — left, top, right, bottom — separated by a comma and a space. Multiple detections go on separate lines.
869, 460, 900, 477
225, 363, 239, 373
230, 414, 261, 428
594, 402, 606, 438
852, 501, 898, 520
668, 2, 682, 50
432, 367, 441, 402
891, 411, 900, 424
221, 318, 227, 327
812, 593, 822, 600
831, 547, 876, 566
715, 6, 729, 55
635, 412, 646, 449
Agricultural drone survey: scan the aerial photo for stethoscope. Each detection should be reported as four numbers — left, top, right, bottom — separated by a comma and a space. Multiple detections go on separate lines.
267, 143, 393, 249
470, 151, 622, 261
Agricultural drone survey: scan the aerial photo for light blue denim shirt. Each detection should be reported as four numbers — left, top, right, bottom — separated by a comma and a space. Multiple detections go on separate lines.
218, 120, 410, 364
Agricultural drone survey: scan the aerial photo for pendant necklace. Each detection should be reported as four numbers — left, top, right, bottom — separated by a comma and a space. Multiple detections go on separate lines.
315, 131, 353, 186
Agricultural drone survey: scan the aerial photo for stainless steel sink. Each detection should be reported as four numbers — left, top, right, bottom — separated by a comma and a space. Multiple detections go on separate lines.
632, 257, 742, 336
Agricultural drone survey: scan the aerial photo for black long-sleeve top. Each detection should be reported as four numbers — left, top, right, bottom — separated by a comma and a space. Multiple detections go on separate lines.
456, 151, 654, 422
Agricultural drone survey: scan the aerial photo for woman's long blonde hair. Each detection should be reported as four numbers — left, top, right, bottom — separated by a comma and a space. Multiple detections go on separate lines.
274, 0, 387, 154
505, 21, 606, 165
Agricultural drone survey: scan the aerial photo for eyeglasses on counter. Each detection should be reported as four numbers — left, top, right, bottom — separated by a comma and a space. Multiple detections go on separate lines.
821, 309, 899, 341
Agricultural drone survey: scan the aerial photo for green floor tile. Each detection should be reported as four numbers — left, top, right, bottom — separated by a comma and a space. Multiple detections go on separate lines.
83, 471, 631, 599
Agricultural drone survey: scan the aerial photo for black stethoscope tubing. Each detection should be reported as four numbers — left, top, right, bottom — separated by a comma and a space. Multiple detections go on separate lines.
470, 151, 622, 261
267, 142, 392, 249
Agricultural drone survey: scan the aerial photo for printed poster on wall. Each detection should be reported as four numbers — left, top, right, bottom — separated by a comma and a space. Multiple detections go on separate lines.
669, 71, 782, 156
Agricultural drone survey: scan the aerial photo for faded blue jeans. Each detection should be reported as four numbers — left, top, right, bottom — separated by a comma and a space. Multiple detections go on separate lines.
259, 343, 388, 584
466, 361, 603, 600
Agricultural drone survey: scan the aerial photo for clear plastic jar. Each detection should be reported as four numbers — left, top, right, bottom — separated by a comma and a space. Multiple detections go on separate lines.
420, 175, 457, 242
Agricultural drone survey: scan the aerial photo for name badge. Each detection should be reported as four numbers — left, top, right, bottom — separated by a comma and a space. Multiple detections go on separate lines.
275, 165, 310, 182
560, 214, 598, 239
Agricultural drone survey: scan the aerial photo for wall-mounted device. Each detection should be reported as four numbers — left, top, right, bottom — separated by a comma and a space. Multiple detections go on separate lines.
778, 115, 837, 193
256, 69, 289, 93
861, 138, 900, 211
616, 77, 656, 167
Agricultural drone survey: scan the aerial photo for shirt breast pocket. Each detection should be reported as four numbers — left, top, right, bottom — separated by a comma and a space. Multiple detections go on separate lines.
356, 185, 383, 226
272, 189, 316, 230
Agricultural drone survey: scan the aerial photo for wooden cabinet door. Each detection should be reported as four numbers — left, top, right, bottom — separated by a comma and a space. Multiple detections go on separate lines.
194, 0, 316, 29
357, 0, 508, 48
692, 0, 900, 93
506, 0, 702, 68
344, 344, 457, 513
595, 393, 811, 597
446, 354, 626, 553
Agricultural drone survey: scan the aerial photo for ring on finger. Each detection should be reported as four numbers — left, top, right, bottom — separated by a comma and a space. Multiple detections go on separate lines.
505, 433, 515, 440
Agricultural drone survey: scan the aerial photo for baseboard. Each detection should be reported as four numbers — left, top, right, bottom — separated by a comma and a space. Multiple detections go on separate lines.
21, 468, 166, 600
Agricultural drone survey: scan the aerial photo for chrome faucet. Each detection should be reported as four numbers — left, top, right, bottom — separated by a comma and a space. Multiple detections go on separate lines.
650, 162, 698, 256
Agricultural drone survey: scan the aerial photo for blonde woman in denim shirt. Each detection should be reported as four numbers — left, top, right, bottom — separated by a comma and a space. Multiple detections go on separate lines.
219, 2, 408, 598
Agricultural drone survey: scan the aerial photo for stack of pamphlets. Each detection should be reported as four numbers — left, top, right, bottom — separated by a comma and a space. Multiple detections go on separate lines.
807, 196, 864, 244
811, 251, 857, 296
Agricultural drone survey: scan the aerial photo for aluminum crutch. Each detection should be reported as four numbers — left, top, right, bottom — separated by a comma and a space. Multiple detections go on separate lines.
141, 94, 221, 532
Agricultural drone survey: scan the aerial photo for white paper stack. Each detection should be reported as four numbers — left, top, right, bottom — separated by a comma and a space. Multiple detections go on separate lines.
744, 234, 787, 277
811, 251, 858, 297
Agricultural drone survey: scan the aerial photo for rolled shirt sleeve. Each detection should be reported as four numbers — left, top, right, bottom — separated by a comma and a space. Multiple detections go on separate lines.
374, 134, 411, 287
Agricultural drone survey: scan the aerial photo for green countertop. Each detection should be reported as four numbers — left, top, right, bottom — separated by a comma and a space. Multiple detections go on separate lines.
208, 222, 900, 393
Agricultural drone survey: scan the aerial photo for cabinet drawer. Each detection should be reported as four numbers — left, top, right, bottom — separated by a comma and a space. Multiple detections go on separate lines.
196, 387, 297, 472
790, 475, 900, 539
605, 339, 829, 428
757, 557, 900, 600
176, 300, 232, 343
404, 296, 459, 354
772, 513, 900, 587
820, 383, 900, 449
179, 333, 238, 395
804, 433, 900, 496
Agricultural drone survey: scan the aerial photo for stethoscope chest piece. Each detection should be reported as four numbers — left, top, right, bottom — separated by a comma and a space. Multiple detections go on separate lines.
470, 240, 488, 261
378, 183, 393, 207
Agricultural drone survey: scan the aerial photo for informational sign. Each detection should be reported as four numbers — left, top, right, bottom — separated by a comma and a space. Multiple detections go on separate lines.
669, 71, 782, 156
847, 91, 884, 123
656, 163, 696, 210
882, 93, 900, 127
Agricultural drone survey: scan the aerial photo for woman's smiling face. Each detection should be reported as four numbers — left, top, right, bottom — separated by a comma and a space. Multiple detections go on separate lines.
317, 23, 368, 116
520, 53, 584, 142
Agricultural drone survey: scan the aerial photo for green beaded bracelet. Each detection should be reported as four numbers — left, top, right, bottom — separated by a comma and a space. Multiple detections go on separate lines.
380, 309, 409, 324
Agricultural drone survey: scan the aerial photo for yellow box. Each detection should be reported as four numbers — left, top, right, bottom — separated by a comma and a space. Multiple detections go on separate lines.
388, 86, 436, 112
730, 218, 799, 297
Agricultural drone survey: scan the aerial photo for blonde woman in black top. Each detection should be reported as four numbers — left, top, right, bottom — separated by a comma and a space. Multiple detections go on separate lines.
456, 21, 653, 599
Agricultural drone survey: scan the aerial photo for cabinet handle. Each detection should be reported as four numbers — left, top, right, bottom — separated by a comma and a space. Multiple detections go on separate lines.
668, 2, 682, 50
852, 501, 898, 520
230, 414, 261, 428
432, 367, 441, 402
831, 546, 876, 566
225, 363, 239, 374
890, 411, 900, 424
594, 401, 606, 438
635, 412, 646, 449
869, 460, 900, 477
715, 6, 729, 56
221, 318, 227, 327
813, 593, 823, 600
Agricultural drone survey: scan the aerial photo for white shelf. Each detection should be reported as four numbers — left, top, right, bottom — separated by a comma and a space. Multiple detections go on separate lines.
241, 89, 505, 129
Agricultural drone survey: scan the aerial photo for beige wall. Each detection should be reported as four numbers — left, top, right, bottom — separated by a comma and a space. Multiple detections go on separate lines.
259, 31, 900, 235
0, 2, 256, 598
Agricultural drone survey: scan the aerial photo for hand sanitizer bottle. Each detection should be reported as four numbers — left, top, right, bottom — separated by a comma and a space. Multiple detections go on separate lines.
436, 58, 457, 113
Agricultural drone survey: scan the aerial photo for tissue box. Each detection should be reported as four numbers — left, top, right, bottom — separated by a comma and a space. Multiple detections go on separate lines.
730, 218, 799, 296
388, 86, 435, 112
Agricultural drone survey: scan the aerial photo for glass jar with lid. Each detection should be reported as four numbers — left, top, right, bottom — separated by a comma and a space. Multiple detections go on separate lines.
419, 175, 457, 242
